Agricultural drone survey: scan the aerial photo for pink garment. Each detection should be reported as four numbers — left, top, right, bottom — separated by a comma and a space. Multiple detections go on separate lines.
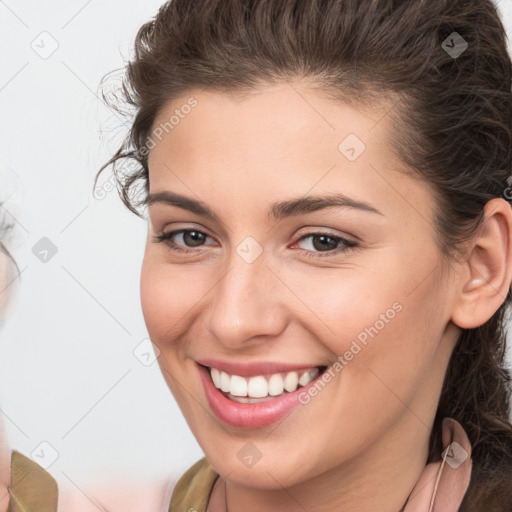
403, 418, 472, 511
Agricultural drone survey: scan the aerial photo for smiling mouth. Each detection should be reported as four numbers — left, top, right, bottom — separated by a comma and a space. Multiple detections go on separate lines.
200, 364, 329, 403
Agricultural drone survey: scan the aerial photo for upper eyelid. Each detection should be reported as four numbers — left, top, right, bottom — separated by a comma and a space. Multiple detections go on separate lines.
294, 229, 356, 242
164, 228, 216, 242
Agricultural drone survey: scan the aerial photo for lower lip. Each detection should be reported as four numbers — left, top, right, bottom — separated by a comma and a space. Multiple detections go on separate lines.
197, 362, 324, 429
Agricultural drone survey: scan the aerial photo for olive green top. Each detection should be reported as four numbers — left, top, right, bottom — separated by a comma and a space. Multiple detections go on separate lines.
4, 450, 218, 512
6, 450, 58, 512
167, 457, 219, 512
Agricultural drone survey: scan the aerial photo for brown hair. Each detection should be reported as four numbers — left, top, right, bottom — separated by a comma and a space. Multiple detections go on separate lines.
96, 0, 512, 508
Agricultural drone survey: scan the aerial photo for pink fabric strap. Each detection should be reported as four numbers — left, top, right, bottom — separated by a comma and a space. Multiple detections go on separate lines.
403, 418, 472, 512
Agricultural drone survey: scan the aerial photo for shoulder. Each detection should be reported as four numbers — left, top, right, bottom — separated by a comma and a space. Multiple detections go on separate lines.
7, 450, 58, 512
168, 457, 219, 512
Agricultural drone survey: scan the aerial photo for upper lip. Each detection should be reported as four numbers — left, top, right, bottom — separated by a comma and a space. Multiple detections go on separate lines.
196, 358, 326, 377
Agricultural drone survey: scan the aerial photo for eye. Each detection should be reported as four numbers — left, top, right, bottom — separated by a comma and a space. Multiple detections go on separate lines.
292, 232, 358, 258
154, 229, 214, 253
153, 228, 358, 259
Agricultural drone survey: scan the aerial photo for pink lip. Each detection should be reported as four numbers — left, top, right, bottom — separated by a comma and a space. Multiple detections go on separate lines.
196, 358, 322, 377
196, 362, 325, 429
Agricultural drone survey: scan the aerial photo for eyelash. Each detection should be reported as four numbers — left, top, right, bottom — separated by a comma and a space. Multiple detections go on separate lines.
153, 229, 358, 259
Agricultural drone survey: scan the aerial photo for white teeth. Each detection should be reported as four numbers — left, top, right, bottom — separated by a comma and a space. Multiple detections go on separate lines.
230, 375, 248, 397
247, 376, 268, 398
283, 371, 299, 392
211, 367, 221, 388
209, 366, 322, 399
268, 374, 284, 396
220, 371, 231, 393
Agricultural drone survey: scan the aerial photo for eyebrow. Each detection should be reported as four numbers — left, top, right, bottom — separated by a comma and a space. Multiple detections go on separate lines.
146, 191, 383, 221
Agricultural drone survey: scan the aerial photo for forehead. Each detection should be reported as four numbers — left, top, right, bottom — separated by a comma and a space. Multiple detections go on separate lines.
149, 81, 394, 156
146, 82, 435, 225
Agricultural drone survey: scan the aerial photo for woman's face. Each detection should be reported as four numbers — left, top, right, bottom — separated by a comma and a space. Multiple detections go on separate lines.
141, 82, 462, 490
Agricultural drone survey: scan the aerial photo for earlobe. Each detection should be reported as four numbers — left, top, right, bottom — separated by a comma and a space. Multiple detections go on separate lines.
451, 198, 512, 329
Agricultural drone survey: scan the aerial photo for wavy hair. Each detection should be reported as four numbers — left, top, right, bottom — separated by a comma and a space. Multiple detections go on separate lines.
95, 0, 512, 509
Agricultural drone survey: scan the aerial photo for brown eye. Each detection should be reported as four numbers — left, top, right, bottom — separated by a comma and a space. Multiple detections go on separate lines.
293, 232, 358, 258
154, 229, 214, 253
181, 230, 207, 247
310, 234, 339, 251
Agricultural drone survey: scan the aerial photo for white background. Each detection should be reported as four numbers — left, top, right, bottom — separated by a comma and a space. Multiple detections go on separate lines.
0, 0, 511, 497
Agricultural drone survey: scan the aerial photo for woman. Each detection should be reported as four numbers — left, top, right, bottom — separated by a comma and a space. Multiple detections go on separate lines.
94, 0, 512, 510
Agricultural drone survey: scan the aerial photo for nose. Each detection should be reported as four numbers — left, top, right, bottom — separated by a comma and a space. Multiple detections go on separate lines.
204, 248, 288, 349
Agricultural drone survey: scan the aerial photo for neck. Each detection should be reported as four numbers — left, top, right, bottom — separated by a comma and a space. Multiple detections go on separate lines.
217, 411, 433, 512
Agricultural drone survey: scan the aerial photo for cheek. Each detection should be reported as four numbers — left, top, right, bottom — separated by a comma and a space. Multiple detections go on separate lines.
140, 258, 204, 343
288, 260, 444, 392
341, 281, 444, 414
281, 264, 406, 357
294, 280, 443, 462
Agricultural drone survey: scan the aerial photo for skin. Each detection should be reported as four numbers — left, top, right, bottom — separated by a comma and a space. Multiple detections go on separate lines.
141, 81, 512, 512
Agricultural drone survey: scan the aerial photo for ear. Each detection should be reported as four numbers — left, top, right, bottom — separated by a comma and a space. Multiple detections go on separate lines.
451, 197, 512, 329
